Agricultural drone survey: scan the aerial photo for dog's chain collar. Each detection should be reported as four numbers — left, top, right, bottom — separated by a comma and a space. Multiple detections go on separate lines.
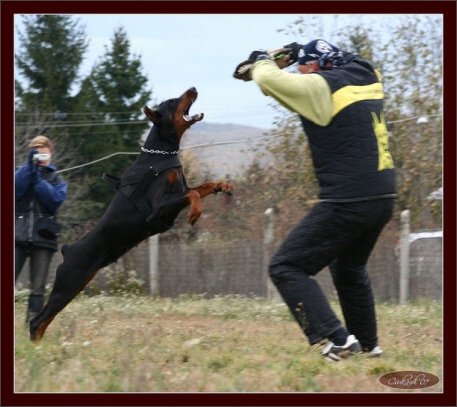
141, 146, 180, 155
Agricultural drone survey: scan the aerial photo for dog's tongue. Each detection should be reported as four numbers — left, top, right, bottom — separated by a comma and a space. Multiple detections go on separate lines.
183, 113, 204, 123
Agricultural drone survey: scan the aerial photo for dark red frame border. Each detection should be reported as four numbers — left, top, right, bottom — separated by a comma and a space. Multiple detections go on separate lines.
2, 2, 455, 406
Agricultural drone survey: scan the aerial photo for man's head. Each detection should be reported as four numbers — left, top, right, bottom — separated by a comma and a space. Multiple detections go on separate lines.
297, 39, 342, 74
298, 39, 340, 65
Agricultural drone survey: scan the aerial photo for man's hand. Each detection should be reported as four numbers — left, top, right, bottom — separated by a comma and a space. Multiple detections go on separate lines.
233, 46, 294, 81
283, 42, 303, 64
275, 54, 292, 69
248, 50, 272, 63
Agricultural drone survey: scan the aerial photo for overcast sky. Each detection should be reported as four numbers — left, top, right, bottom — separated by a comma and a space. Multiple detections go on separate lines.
13, 13, 433, 129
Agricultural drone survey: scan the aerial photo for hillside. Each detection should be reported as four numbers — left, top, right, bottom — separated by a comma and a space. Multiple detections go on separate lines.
181, 122, 273, 178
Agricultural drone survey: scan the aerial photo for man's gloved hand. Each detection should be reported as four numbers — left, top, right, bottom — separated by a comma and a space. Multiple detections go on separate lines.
248, 50, 272, 63
283, 42, 303, 63
234, 46, 294, 82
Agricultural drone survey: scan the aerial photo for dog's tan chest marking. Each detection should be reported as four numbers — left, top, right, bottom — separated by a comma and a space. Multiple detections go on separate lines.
167, 170, 181, 185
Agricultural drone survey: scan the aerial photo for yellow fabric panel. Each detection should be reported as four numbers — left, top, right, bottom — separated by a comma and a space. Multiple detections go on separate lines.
332, 83, 384, 117
371, 111, 395, 170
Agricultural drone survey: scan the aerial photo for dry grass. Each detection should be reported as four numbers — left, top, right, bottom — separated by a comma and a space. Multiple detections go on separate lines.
14, 293, 443, 393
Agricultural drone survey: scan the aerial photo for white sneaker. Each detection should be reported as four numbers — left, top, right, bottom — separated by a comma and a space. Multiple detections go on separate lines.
365, 346, 383, 358
322, 335, 363, 361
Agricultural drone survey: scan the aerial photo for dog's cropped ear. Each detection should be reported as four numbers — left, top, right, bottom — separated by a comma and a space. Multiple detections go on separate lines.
143, 106, 162, 124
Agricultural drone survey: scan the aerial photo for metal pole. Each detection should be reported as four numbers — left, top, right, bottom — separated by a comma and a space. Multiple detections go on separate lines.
264, 208, 280, 301
149, 234, 160, 296
399, 210, 410, 304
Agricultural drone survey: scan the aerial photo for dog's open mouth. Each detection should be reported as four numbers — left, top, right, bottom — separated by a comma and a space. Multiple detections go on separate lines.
183, 112, 204, 123
183, 99, 204, 123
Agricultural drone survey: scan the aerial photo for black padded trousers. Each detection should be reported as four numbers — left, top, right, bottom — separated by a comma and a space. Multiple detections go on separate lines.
268, 199, 394, 349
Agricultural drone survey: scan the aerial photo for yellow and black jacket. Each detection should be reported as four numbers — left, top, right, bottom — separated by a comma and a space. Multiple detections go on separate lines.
251, 53, 396, 202
300, 53, 396, 201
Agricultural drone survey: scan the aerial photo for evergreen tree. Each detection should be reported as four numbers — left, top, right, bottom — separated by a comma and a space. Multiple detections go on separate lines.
90, 27, 152, 151
15, 14, 88, 114
69, 27, 153, 217
15, 14, 88, 167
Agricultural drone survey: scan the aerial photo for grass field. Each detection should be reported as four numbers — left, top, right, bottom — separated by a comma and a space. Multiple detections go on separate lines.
14, 292, 443, 393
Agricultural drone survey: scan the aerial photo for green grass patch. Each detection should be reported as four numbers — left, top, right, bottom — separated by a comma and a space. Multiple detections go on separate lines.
14, 294, 442, 392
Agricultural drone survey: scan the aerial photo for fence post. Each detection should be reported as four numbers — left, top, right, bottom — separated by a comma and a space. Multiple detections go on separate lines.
148, 234, 160, 296
399, 210, 410, 305
264, 208, 280, 301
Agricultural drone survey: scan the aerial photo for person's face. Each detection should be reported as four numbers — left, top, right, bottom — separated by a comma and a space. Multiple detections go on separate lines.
36, 146, 52, 166
297, 61, 319, 74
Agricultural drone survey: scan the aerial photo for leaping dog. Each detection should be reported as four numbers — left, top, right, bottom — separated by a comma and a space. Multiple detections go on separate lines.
29, 87, 234, 342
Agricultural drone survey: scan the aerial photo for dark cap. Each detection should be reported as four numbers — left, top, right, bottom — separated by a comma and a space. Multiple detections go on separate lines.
298, 39, 340, 65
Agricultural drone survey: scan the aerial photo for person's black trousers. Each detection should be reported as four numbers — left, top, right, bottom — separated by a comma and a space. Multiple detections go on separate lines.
15, 244, 54, 321
269, 199, 394, 349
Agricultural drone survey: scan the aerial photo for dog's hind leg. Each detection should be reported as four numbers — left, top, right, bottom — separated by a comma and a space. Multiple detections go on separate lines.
29, 194, 150, 342
29, 243, 105, 342
30, 235, 142, 342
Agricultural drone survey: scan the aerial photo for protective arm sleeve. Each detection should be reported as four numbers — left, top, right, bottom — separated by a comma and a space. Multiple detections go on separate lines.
250, 60, 334, 126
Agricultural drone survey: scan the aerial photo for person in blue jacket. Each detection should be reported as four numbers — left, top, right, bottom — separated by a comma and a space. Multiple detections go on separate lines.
240, 40, 396, 361
15, 135, 68, 324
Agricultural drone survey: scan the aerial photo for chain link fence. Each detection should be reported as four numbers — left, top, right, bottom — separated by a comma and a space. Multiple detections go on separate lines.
16, 219, 442, 303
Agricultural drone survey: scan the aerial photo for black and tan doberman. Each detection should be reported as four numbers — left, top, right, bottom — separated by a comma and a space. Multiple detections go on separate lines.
29, 87, 233, 342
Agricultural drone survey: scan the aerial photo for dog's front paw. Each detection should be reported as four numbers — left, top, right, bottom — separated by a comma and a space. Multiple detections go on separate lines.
216, 182, 234, 195
187, 206, 202, 226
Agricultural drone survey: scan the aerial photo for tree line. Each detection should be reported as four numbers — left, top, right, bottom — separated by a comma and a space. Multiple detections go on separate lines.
14, 14, 442, 243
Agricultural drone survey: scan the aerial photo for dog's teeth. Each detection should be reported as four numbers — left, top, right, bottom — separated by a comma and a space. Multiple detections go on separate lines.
183, 113, 204, 122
